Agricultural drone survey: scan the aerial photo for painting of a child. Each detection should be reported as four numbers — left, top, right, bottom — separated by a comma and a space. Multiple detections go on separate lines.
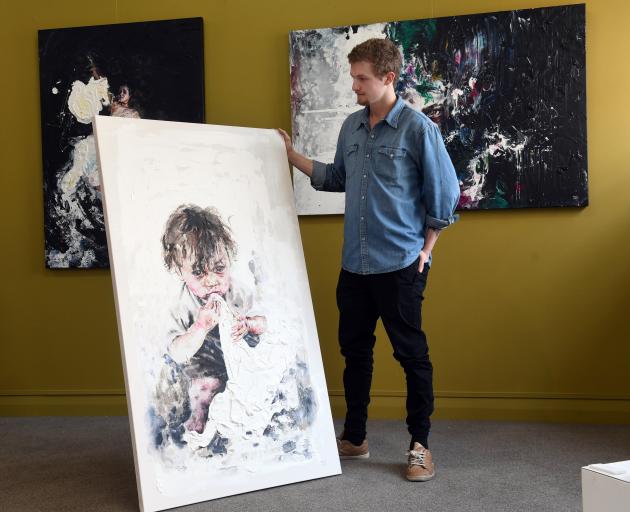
95, 117, 341, 507
157, 204, 267, 443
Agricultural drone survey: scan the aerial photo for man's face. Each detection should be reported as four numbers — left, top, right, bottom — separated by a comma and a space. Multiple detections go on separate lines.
179, 247, 231, 301
350, 61, 391, 106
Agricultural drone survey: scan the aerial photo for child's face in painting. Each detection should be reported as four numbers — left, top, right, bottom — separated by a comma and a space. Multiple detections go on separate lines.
179, 248, 231, 301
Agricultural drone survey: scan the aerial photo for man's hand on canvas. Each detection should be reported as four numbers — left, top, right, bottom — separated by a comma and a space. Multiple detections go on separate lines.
277, 129, 314, 177
277, 128, 293, 155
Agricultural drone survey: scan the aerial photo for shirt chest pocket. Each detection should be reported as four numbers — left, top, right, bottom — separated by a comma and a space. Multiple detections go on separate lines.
375, 146, 408, 184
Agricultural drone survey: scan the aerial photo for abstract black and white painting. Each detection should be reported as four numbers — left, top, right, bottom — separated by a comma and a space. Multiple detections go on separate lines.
290, 4, 587, 214
39, 18, 205, 268
94, 116, 340, 511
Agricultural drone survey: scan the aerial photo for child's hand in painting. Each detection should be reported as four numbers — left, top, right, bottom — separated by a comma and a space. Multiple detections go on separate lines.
193, 296, 222, 333
232, 315, 267, 342
232, 315, 248, 342
246, 315, 267, 335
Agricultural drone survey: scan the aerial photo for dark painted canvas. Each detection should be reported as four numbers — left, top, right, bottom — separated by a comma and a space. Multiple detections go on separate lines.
39, 18, 205, 268
290, 4, 587, 214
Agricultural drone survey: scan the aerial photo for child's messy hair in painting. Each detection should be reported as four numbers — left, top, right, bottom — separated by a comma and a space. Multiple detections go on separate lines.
162, 204, 236, 274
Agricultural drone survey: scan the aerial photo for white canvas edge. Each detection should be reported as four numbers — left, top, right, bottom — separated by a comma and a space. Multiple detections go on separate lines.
93, 115, 148, 511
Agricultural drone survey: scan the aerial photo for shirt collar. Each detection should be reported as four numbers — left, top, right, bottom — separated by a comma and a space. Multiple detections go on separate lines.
355, 95, 406, 131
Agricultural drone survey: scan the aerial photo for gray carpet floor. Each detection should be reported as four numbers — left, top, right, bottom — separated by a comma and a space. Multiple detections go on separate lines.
1, 417, 629, 511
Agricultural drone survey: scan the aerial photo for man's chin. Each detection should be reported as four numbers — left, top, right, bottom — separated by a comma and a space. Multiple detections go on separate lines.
356, 96, 368, 106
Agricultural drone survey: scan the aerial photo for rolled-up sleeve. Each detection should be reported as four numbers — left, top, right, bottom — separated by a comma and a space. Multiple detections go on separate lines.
420, 122, 460, 229
310, 125, 346, 192
310, 160, 328, 190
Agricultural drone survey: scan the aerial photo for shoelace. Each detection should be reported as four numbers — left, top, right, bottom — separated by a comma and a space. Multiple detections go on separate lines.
407, 448, 427, 467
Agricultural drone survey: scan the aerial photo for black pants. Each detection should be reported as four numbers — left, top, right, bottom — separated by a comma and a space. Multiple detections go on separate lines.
336, 258, 433, 447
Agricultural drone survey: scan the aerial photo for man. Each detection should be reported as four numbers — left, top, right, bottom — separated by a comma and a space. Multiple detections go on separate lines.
279, 38, 460, 481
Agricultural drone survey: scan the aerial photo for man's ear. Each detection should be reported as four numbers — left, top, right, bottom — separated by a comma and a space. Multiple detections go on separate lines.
384, 71, 396, 86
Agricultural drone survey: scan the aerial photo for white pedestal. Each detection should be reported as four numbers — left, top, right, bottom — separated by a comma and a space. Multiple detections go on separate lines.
582, 461, 630, 512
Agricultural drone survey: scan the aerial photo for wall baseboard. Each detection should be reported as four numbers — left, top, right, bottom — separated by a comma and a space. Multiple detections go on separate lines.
329, 390, 630, 424
3, 389, 630, 423
0, 392, 128, 416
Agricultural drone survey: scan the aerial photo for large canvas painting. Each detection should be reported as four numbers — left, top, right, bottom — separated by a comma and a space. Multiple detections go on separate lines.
290, 4, 587, 214
39, 18, 205, 268
93, 116, 340, 511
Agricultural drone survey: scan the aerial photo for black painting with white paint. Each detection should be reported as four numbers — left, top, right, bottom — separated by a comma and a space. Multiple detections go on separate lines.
38, 18, 205, 268
290, 4, 587, 214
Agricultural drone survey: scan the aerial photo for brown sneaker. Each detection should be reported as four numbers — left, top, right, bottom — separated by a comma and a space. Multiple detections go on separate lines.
337, 437, 369, 459
406, 442, 435, 481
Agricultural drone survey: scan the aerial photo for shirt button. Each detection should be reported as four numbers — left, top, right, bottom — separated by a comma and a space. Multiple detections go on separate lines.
361, 216, 364, 220
361, 196, 365, 199
363, 174, 367, 178
366, 154, 370, 158
370, 134, 375, 138
390, 154, 394, 158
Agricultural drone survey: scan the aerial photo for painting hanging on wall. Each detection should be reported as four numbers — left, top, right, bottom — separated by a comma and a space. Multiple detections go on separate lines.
93, 115, 340, 512
289, 4, 587, 215
38, 18, 205, 268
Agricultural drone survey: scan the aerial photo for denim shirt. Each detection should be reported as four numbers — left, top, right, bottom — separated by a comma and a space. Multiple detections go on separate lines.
311, 96, 460, 275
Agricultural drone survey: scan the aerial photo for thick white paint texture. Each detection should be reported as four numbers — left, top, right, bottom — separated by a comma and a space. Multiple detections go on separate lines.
60, 135, 99, 194
46, 77, 112, 267
94, 116, 340, 512
47, 133, 101, 268
451, 88, 464, 114
179, 296, 306, 475
460, 130, 528, 206
68, 77, 110, 124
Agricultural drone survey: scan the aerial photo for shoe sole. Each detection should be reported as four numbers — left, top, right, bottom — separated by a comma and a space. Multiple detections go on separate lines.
406, 471, 435, 482
339, 452, 370, 460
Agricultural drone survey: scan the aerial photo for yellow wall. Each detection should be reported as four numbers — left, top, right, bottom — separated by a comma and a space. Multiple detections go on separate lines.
2, 0, 629, 422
